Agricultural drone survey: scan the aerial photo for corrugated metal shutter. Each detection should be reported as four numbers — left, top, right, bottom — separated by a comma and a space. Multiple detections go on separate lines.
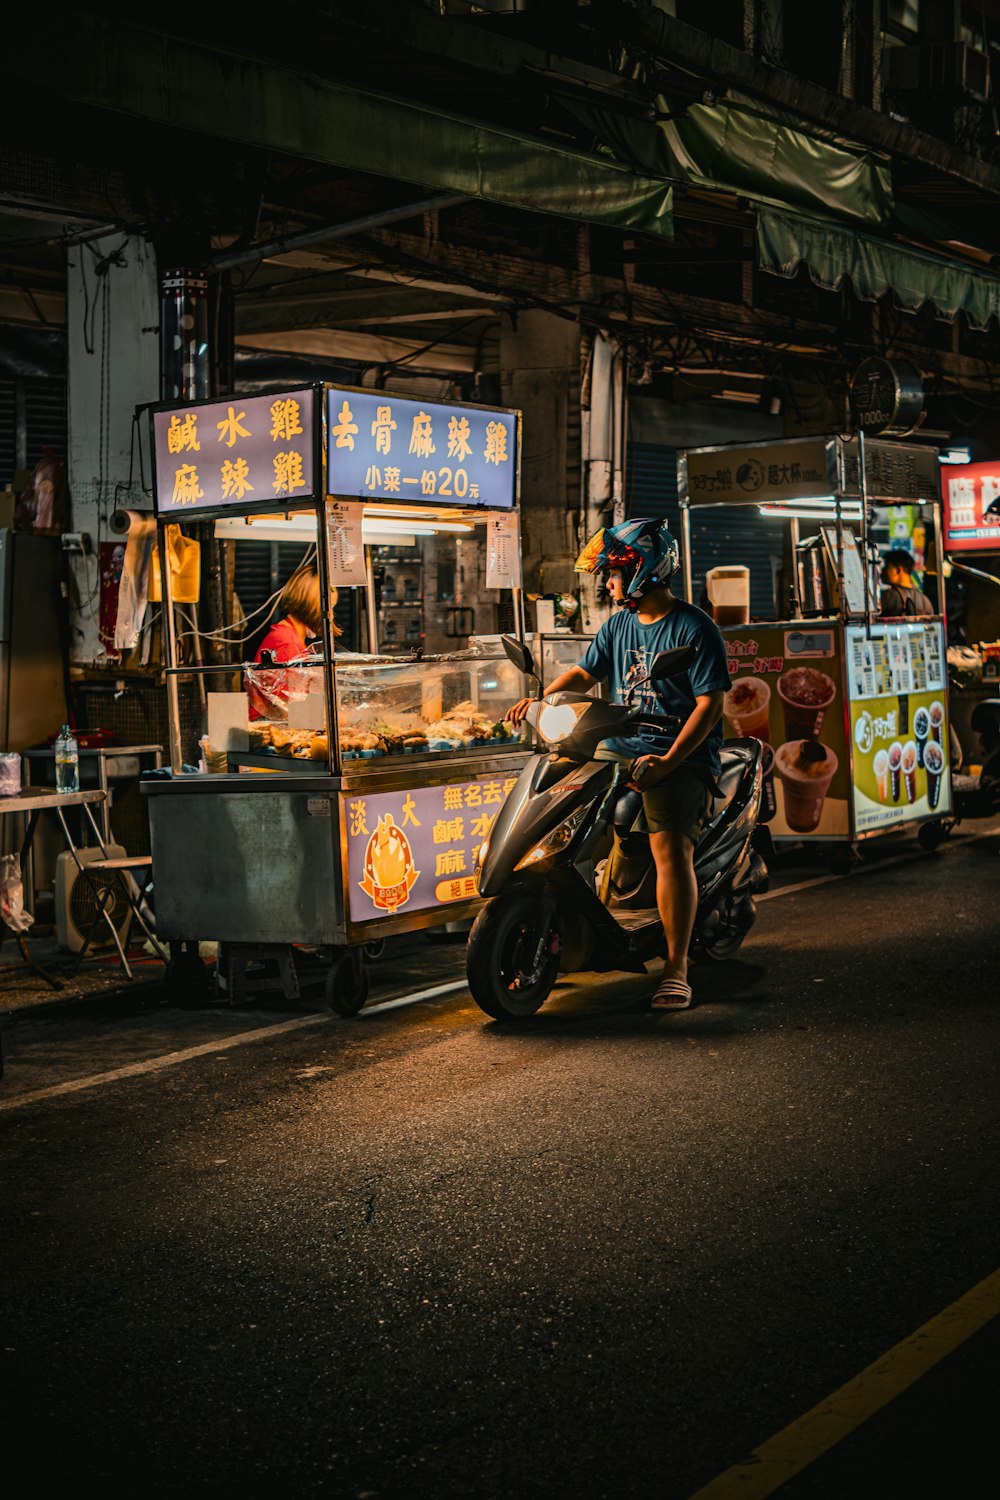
626, 440, 786, 617
0, 380, 15, 485
24, 379, 67, 465
0, 377, 67, 485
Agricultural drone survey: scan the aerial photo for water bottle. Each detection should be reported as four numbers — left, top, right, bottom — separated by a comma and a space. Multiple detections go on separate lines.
55, 724, 79, 794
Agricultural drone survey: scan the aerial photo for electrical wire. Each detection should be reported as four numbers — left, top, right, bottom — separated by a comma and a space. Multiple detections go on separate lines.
170, 542, 318, 644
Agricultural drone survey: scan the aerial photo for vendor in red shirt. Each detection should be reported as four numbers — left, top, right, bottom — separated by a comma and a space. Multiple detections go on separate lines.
247, 567, 338, 720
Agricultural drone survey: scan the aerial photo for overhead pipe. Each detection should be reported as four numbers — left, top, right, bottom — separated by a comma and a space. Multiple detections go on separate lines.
210, 192, 469, 273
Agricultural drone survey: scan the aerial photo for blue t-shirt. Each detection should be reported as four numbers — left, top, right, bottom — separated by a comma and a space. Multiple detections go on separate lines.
578, 602, 731, 774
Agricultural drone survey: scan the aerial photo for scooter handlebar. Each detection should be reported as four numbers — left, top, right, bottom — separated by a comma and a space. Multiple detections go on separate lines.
634, 713, 682, 732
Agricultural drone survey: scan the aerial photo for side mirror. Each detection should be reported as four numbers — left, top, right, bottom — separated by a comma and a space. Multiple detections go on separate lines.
501, 633, 536, 678
648, 644, 696, 681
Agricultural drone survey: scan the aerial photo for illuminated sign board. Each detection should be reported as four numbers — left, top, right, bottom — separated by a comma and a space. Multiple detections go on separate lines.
326, 387, 519, 510
344, 772, 519, 922
941, 462, 1000, 552
152, 388, 316, 517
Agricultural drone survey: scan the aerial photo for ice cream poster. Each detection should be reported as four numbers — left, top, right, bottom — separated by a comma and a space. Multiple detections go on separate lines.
849, 690, 952, 832
344, 772, 519, 922
721, 624, 850, 841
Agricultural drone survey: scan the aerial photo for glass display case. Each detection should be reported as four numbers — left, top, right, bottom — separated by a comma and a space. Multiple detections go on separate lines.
537, 634, 603, 698
240, 648, 525, 766
335, 649, 524, 760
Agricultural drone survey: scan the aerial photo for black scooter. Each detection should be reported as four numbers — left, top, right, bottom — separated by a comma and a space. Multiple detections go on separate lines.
466, 637, 768, 1019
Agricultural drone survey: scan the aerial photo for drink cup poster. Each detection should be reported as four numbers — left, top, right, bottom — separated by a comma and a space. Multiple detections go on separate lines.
721, 624, 850, 840
344, 772, 519, 923
848, 691, 951, 830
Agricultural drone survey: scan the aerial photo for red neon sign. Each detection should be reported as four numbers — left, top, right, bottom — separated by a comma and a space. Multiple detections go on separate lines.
941, 462, 1000, 552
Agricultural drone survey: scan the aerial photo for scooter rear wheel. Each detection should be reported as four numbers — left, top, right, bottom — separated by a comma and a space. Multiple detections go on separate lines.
467, 893, 559, 1020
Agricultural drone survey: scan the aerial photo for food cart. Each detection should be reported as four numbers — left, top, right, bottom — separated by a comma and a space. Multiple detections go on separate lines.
678, 435, 953, 860
142, 384, 530, 1011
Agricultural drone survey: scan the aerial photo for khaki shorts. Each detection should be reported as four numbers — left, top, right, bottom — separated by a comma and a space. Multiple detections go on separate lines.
598, 750, 714, 844
642, 764, 715, 842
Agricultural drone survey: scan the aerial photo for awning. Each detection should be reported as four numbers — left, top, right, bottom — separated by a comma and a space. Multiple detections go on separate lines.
660, 91, 893, 230
756, 206, 1000, 329
23, 15, 673, 240
565, 87, 893, 231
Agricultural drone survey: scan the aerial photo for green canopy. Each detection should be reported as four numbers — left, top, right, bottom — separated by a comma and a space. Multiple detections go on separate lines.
661, 91, 894, 229
757, 206, 1000, 328
26, 14, 674, 240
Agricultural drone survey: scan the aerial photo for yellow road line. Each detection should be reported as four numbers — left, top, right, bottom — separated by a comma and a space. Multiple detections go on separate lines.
687, 1268, 1000, 1499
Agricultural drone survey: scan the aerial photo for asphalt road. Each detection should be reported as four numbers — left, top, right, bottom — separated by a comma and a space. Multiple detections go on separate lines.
2, 825, 998, 1499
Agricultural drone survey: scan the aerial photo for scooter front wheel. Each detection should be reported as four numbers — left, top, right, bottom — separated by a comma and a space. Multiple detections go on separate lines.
467, 893, 559, 1020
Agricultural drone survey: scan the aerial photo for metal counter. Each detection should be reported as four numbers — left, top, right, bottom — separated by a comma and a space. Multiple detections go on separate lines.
143, 749, 528, 947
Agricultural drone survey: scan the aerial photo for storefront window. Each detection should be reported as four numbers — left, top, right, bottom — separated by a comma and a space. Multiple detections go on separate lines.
887, 0, 920, 34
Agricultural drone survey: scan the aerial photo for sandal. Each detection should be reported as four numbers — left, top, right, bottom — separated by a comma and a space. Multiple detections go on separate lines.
651, 975, 693, 1011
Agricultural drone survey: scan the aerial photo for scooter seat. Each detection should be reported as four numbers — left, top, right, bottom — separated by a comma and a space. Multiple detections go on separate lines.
612, 787, 647, 838
713, 751, 747, 816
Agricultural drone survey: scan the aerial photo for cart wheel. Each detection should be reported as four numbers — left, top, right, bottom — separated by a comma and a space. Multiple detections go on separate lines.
164, 943, 211, 1008
325, 954, 370, 1016
362, 937, 386, 962
828, 845, 857, 876
918, 821, 946, 853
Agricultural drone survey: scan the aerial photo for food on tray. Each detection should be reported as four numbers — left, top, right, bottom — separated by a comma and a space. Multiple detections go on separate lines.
249, 723, 330, 759
339, 729, 381, 754
425, 700, 495, 744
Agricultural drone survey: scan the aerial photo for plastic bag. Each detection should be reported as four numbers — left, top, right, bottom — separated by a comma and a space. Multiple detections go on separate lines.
1, 853, 33, 933
15, 448, 70, 534
244, 660, 323, 722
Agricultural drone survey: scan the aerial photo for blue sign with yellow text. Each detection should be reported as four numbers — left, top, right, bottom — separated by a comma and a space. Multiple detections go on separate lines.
326, 387, 518, 510
152, 388, 316, 516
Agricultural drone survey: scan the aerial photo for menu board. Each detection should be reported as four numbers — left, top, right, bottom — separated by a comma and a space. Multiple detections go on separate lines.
721, 623, 849, 841
152, 388, 316, 516
845, 621, 944, 701
344, 772, 519, 922
844, 621, 952, 832
326, 387, 519, 510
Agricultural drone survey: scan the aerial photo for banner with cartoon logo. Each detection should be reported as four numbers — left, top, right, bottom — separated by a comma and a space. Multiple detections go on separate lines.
344, 772, 519, 922
845, 621, 951, 832
721, 622, 850, 840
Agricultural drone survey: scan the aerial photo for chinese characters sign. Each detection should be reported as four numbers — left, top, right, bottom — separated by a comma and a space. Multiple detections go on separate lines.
840, 440, 940, 503
680, 439, 835, 507
326, 388, 518, 510
941, 462, 1000, 552
153, 388, 315, 516
344, 772, 519, 922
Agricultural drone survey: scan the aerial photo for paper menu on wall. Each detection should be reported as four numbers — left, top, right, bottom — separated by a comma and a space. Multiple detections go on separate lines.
325, 500, 367, 587
889, 631, 912, 694
486, 513, 522, 590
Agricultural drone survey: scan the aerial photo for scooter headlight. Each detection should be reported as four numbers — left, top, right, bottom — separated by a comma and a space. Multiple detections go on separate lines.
514, 800, 591, 870
531, 700, 591, 746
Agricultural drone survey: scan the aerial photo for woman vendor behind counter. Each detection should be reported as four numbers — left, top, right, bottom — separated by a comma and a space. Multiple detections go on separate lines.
247, 566, 339, 720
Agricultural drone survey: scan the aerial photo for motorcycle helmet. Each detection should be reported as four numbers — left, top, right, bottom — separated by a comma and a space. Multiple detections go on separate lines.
575, 518, 681, 607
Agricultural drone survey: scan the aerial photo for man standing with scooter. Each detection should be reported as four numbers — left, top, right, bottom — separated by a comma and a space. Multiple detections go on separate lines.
509, 519, 731, 1011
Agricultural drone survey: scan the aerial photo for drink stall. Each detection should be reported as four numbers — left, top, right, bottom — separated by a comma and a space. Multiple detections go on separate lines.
142, 384, 530, 1011
677, 434, 952, 857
